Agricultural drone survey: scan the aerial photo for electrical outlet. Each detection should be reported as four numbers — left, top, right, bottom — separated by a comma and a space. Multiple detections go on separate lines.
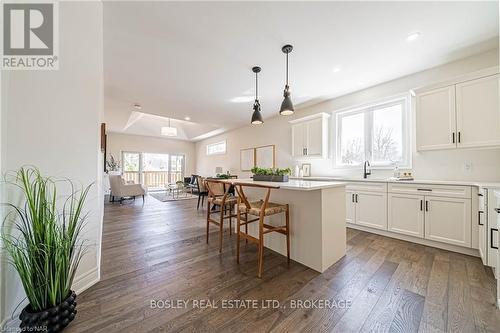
463, 161, 472, 172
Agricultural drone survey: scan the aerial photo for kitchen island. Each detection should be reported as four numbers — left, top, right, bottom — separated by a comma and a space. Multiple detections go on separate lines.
226, 179, 346, 273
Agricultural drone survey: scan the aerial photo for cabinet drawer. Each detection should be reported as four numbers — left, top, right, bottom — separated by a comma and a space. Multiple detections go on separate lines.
346, 182, 387, 193
388, 183, 471, 198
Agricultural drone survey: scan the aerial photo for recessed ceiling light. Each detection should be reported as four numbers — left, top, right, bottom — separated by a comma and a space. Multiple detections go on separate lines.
133, 103, 142, 110
230, 96, 254, 103
333, 67, 341, 73
184, 116, 191, 121
406, 32, 421, 41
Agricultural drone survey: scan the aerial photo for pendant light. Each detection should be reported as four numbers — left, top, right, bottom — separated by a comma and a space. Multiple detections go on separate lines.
279, 44, 294, 116
161, 118, 177, 137
251, 66, 264, 125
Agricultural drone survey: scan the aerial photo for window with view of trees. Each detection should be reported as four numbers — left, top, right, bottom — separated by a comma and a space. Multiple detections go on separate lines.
335, 97, 410, 168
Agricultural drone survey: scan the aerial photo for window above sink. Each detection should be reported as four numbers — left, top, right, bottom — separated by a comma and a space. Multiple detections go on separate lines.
333, 94, 411, 169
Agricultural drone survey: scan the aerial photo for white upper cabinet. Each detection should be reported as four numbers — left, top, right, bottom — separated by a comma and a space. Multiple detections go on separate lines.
292, 123, 306, 157
456, 74, 500, 148
416, 85, 456, 151
306, 117, 323, 156
415, 68, 499, 151
290, 113, 330, 159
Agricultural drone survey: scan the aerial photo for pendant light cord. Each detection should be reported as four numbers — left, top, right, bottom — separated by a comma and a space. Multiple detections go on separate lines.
255, 71, 258, 101
286, 52, 289, 87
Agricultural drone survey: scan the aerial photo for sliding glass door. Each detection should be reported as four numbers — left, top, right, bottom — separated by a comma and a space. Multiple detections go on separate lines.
143, 153, 170, 190
122, 152, 141, 184
170, 155, 184, 183
121, 152, 185, 190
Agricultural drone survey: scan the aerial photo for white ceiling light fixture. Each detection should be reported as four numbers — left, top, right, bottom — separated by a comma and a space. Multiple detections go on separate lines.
333, 67, 341, 73
406, 31, 421, 41
184, 116, 191, 121
161, 118, 178, 137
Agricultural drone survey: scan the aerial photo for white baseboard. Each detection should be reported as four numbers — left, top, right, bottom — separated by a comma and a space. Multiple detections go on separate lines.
1, 266, 100, 330
347, 223, 480, 257
73, 266, 100, 294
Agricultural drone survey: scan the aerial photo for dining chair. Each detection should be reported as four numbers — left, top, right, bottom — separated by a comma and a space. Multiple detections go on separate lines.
195, 175, 208, 209
205, 179, 238, 253
234, 182, 290, 278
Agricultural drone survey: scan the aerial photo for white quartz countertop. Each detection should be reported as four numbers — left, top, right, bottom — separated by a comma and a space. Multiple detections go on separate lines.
290, 176, 500, 188
226, 179, 346, 191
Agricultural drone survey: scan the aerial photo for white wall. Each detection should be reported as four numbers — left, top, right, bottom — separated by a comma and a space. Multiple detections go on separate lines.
196, 49, 500, 182
106, 132, 196, 176
0, 2, 103, 327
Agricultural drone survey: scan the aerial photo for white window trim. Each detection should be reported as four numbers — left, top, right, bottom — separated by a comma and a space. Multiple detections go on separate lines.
206, 140, 227, 156
332, 94, 411, 170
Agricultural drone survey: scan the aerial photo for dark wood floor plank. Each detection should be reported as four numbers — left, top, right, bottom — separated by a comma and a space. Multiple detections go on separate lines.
64, 196, 499, 333
419, 256, 450, 332
332, 260, 399, 332
389, 288, 425, 333
446, 255, 475, 333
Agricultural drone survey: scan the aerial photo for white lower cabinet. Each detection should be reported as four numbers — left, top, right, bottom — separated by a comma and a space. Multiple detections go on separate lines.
478, 188, 488, 265
488, 190, 500, 269
347, 182, 474, 249
355, 191, 387, 230
345, 184, 387, 231
479, 210, 487, 264
424, 196, 471, 247
345, 191, 356, 224
388, 194, 425, 238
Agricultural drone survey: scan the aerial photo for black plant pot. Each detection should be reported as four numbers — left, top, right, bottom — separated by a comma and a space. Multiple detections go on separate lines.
252, 175, 289, 182
19, 291, 77, 333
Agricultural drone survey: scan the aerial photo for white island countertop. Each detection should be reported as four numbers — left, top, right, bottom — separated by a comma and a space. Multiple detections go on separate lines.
227, 179, 346, 191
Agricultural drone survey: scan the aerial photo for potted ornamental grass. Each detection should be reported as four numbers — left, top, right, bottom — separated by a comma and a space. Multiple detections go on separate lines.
1, 167, 91, 332
251, 167, 291, 182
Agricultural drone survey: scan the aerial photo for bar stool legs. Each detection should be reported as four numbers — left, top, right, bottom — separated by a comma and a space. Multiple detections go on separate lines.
258, 214, 265, 278
285, 204, 290, 265
236, 202, 290, 278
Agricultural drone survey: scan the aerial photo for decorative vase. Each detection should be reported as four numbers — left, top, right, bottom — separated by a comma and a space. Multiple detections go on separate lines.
19, 291, 77, 333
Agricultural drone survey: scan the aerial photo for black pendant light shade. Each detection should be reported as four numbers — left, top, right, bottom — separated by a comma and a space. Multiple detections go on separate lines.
251, 100, 263, 124
280, 44, 294, 116
251, 66, 264, 125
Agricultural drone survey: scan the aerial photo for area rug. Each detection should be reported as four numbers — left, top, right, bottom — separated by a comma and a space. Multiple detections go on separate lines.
150, 191, 198, 202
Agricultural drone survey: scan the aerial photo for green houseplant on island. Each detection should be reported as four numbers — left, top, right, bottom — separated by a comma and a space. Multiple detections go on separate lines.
1, 167, 92, 332
251, 167, 291, 182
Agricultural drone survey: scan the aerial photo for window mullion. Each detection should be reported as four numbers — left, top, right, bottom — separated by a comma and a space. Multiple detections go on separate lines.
365, 109, 373, 163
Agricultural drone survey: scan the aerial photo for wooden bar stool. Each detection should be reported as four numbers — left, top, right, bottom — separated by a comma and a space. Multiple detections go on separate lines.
234, 182, 290, 278
205, 179, 238, 253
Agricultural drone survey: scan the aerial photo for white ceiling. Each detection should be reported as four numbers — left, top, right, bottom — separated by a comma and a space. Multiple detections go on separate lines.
103, 1, 499, 141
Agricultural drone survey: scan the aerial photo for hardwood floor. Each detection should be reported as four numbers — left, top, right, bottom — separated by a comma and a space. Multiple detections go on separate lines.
66, 195, 500, 333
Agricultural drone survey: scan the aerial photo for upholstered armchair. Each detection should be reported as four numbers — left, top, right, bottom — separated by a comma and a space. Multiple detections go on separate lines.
109, 175, 146, 203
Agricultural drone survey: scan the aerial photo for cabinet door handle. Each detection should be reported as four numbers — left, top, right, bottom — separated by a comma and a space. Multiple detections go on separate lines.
490, 228, 498, 250
352, 194, 355, 203
495, 208, 500, 214
452, 132, 455, 143
420, 200, 423, 211
478, 193, 483, 197
478, 211, 484, 225
425, 201, 429, 212
417, 188, 432, 192
458, 131, 461, 143
355, 194, 358, 203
